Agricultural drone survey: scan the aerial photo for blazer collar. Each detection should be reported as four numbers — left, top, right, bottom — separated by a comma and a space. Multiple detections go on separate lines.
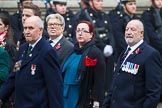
21, 38, 44, 67
54, 36, 65, 51
115, 42, 145, 72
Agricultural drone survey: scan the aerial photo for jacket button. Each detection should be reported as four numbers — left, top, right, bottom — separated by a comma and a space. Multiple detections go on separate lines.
112, 100, 116, 103
114, 86, 117, 89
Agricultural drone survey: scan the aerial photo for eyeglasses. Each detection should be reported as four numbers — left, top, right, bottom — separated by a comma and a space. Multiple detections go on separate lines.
48, 23, 63, 27
76, 29, 90, 33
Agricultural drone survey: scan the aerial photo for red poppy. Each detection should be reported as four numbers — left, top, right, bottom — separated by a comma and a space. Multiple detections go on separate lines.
85, 56, 97, 67
55, 43, 61, 50
135, 48, 140, 54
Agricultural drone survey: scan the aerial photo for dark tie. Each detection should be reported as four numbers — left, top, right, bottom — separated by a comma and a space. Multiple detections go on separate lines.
120, 47, 131, 63
49, 40, 53, 44
27, 46, 32, 56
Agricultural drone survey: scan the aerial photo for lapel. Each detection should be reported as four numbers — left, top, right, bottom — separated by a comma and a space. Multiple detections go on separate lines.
115, 42, 145, 72
115, 51, 125, 72
21, 38, 44, 67
126, 42, 144, 61
54, 36, 64, 51
20, 43, 29, 63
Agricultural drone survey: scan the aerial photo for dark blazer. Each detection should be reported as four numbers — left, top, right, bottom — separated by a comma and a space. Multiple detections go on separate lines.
103, 42, 162, 108
0, 37, 63, 108
53, 36, 74, 67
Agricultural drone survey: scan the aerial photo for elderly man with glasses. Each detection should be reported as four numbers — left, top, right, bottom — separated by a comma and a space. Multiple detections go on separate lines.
46, 13, 74, 67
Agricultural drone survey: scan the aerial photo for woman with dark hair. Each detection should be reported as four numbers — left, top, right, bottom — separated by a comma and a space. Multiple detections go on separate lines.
62, 20, 106, 108
0, 13, 17, 70
0, 13, 17, 108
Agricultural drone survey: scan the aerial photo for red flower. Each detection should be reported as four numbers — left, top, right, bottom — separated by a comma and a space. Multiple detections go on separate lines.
85, 56, 98, 67
55, 43, 61, 50
135, 48, 140, 54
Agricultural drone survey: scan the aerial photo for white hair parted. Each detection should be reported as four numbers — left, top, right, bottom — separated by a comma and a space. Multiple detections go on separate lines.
25, 16, 44, 29
46, 13, 65, 28
128, 19, 144, 31
34, 16, 44, 29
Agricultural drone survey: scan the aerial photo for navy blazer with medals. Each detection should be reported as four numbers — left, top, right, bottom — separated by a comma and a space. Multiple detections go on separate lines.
0, 37, 63, 108
103, 42, 162, 108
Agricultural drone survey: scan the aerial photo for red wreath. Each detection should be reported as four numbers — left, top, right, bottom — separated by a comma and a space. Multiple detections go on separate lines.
85, 56, 98, 67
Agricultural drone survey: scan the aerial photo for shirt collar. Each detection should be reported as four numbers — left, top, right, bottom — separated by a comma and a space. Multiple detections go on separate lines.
49, 34, 63, 46
122, 40, 143, 64
29, 36, 42, 51
129, 40, 143, 52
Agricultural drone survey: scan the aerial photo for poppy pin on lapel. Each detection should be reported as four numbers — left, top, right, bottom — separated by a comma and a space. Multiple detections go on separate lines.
55, 43, 61, 50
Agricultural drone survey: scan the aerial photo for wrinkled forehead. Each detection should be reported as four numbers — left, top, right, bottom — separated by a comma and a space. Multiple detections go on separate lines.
77, 23, 89, 29
126, 22, 139, 29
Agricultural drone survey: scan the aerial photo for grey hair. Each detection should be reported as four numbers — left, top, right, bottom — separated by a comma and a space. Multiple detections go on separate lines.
137, 20, 144, 31
25, 16, 44, 29
130, 19, 144, 31
46, 13, 65, 28
35, 16, 44, 29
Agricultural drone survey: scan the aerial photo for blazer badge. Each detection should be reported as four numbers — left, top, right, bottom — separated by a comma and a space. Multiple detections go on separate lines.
31, 64, 36, 75
13, 60, 22, 72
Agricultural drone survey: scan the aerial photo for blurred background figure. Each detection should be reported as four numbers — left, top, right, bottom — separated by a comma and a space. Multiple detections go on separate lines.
10, 0, 32, 34
0, 13, 17, 70
44, 0, 76, 42
74, 0, 90, 22
14, 2, 49, 50
109, 0, 124, 30
141, 0, 162, 56
108, 0, 139, 61
0, 15, 12, 107
62, 20, 105, 108
0, 47, 9, 90
0, 9, 10, 19
0, 47, 10, 89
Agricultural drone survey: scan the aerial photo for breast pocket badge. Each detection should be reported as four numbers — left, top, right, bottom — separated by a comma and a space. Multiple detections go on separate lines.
13, 60, 22, 72
31, 64, 36, 75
